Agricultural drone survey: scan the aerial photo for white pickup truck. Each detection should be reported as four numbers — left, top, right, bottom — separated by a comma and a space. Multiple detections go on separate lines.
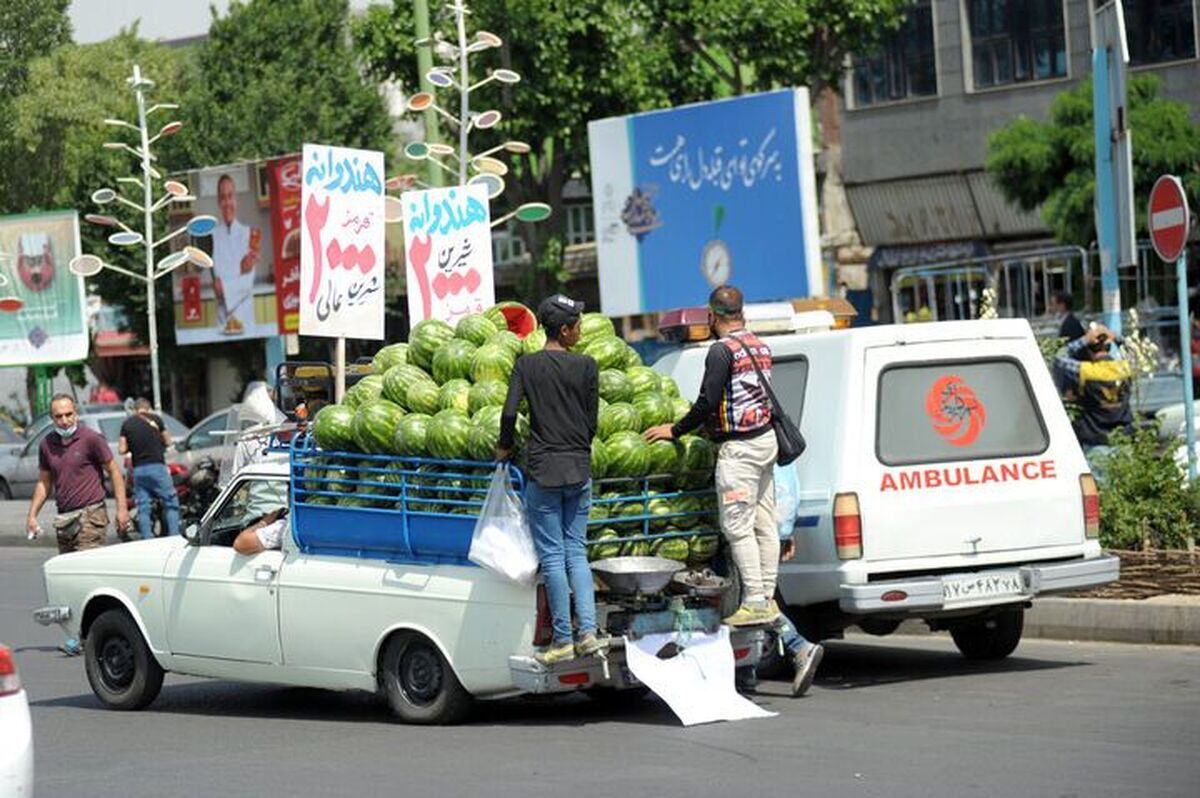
35, 447, 763, 725
654, 317, 1119, 659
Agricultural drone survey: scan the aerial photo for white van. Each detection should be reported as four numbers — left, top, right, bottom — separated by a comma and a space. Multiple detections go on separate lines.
654, 317, 1119, 659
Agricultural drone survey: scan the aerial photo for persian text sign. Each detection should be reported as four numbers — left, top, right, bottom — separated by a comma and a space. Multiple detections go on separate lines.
401, 184, 494, 325
299, 144, 385, 339
267, 155, 302, 333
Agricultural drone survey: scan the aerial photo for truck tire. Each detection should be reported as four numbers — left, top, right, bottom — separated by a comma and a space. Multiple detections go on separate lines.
949, 608, 1024, 660
858, 618, 902, 637
379, 632, 471, 725
84, 609, 164, 710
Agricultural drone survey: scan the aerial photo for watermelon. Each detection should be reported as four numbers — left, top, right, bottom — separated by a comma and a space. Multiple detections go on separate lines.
598, 402, 641, 440
670, 397, 691, 423
646, 494, 675, 530
393, 413, 433, 457
352, 399, 406, 454
590, 437, 609, 479
588, 499, 610, 525
439, 474, 485, 514
660, 375, 680, 398
494, 330, 524, 360
472, 343, 515, 383
588, 528, 622, 560
605, 430, 651, 477
646, 438, 681, 475
372, 342, 408, 374
406, 380, 441, 416
626, 366, 662, 396
427, 409, 471, 460
472, 404, 503, 428
437, 379, 472, 415
468, 379, 508, 414
306, 495, 336, 506
381, 363, 435, 407
688, 533, 720, 564
432, 339, 477, 384
406, 465, 444, 512
583, 337, 628, 370
312, 404, 356, 451
670, 494, 706, 527
344, 374, 384, 409
522, 327, 547, 355
302, 458, 329, 492
655, 535, 690, 562
408, 319, 455, 370
336, 495, 377, 508
677, 434, 717, 487
610, 497, 646, 531
466, 422, 498, 461
622, 343, 643, 369
579, 312, 615, 345
598, 369, 634, 404
303, 461, 355, 495
485, 301, 537, 338
455, 313, 499, 347
622, 540, 653, 557
598, 396, 608, 412
632, 392, 673, 430
357, 461, 404, 504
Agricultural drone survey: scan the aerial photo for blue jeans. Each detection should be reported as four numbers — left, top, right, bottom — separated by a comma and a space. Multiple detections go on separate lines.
777, 614, 809, 657
525, 479, 596, 645
133, 463, 180, 539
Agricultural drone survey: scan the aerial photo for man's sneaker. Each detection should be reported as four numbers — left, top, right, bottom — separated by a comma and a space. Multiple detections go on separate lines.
791, 643, 824, 697
762, 600, 783, 624
534, 641, 576, 666
575, 632, 610, 657
59, 638, 82, 657
723, 604, 770, 627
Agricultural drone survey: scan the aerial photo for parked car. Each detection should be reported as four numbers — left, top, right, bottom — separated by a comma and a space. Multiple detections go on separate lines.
170, 406, 257, 473
0, 644, 33, 796
654, 315, 1119, 660
0, 409, 188, 500
0, 419, 22, 445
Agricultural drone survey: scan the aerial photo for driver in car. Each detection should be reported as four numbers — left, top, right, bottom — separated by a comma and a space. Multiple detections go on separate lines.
233, 506, 287, 554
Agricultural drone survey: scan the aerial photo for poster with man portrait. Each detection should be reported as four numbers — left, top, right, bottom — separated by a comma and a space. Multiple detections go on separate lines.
171, 163, 279, 345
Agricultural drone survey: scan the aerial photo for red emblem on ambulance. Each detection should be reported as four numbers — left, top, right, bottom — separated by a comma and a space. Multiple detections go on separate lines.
925, 375, 986, 447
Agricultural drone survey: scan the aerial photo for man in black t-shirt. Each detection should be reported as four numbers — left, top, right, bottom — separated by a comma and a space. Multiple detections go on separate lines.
498, 294, 606, 665
119, 398, 181, 539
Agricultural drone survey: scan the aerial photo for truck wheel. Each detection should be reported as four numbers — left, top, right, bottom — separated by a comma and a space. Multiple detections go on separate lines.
949, 608, 1024, 660
858, 618, 901, 637
84, 609, 164, 710
379, 633, 471, 725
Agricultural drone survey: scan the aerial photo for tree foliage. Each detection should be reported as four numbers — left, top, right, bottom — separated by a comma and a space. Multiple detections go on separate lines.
183, 0, 394, 166
987, 74, 1200, 246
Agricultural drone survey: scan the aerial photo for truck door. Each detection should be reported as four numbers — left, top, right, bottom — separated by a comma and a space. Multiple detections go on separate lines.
858, 341, 1084, 562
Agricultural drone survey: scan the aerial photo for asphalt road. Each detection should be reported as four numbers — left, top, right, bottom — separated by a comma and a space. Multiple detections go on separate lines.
2, 549, 1198, 798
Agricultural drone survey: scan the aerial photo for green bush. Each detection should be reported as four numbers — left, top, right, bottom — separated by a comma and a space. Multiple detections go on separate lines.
1094, 426, 1198, 549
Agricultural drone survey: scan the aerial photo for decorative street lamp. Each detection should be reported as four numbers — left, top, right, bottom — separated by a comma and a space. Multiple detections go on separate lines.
392, 1, 551, 231
70, 64, 215, 411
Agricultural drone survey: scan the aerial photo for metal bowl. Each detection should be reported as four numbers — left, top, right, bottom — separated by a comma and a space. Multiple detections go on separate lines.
590, 556, 686, 595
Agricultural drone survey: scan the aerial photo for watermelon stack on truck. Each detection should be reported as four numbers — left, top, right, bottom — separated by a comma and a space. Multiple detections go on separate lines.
292, 301, 766, 699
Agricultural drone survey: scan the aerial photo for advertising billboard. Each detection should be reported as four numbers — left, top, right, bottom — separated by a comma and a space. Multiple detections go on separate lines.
588, 88, 822, 316
299, 144, 386, 340
171, 163, 279, 345
0, 210, 88, 365
265, 154, 302, 334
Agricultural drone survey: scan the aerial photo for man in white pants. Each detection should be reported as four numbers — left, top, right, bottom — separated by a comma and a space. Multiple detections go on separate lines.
211, 174, 258, 334
645, 284, 780, 627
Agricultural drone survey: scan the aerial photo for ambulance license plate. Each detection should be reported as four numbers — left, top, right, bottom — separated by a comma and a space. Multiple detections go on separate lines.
942, 570, 1023, 602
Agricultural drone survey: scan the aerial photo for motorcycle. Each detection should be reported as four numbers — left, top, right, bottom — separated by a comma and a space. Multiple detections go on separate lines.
179, 456, 220, 529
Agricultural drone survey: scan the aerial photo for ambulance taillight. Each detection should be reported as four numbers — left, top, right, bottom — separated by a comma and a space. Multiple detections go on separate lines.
833, 492, 863, 559
1079, 474, 1100, 539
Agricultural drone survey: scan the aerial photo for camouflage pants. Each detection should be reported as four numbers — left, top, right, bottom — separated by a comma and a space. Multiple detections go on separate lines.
54, 503, 108, 554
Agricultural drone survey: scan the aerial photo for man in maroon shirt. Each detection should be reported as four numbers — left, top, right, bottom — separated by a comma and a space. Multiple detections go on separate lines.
26, 394, 129, 555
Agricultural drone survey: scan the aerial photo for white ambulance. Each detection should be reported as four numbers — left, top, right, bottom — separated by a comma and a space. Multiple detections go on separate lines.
654, 313, 1119, 659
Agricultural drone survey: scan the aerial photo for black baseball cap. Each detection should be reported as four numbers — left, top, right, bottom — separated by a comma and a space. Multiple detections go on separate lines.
537, 294, 585, 334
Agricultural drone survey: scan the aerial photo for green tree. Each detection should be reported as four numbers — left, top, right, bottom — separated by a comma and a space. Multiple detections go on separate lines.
987, 74, 1200, 246
184, 0, 394, 166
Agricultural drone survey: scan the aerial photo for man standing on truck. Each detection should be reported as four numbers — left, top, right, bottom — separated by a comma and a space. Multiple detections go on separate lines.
497, 294, 608, 665
645, 285, 781, 627
1053, 324, 1133, 460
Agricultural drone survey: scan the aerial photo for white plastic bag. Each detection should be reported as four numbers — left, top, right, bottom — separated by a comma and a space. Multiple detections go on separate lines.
468, 464, 539, 586
774, 461, 800, 539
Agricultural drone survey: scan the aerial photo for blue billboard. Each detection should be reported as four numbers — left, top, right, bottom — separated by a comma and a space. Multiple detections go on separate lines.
588, 89, 821, 316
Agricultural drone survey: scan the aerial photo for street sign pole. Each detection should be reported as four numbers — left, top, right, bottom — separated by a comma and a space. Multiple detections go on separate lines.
1175, 249, 1195, 481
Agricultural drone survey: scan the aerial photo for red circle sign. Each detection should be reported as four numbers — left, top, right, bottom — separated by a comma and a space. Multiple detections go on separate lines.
1148, 175, 1190, 263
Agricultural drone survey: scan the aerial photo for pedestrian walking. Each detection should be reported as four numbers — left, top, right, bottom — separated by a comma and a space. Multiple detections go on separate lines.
25, 394, 129, 654
645, 284, 781, 627
119, 398, 181, 539
497, 294, 607, 665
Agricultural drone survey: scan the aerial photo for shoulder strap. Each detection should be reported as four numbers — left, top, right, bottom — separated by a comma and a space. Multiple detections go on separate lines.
729, 336, 783, 413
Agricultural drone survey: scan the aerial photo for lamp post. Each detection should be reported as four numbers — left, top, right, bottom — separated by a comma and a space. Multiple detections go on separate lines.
70, 64, 216, 411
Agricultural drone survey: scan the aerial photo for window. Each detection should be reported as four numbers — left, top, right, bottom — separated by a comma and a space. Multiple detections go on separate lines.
853, 0, 938, 105
491, 222, 527, 266
967, 0, 1067, 88
565, 204, 595, 245
185, 411, 230, 451
876, 359, 1048, 466
770, 357, 810, 428
206, 477, 289, 546
1108, 0, 1198, 65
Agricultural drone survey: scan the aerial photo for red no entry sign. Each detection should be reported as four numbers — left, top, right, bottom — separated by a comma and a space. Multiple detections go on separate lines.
1148, 175, 1190, 263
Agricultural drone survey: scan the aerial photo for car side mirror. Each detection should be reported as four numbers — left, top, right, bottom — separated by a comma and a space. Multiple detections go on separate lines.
183, 523, 201, 544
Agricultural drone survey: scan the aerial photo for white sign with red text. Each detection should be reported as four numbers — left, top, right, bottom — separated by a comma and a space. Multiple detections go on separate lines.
401, 184, 495, 326
299, 144, 385, 340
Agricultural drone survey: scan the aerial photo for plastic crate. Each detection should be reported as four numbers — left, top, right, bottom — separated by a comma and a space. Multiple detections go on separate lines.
289, 435, 523, 566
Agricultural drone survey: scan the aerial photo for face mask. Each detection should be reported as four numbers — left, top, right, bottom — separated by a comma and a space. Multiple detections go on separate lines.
56, 425, 77, 438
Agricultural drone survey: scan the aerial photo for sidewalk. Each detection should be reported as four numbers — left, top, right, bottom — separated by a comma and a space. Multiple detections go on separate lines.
3, 498, 1197, 645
